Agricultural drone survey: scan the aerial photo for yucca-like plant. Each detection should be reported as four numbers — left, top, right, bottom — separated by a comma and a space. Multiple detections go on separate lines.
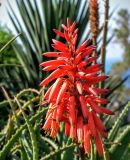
7, 0, 92, 89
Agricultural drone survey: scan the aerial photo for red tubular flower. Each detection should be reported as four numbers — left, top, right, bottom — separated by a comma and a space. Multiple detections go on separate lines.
40, 19, 113, 156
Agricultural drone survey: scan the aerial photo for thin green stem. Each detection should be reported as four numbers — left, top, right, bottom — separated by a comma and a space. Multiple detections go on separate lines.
0, 33, 22, 53
15, 97, 39, 160
91, 139, 95, 160
40, 143, 76, 160
14, 96, 40, 119
100, 0, 109, 88
0, 64, 23, 68
16, 88, 40, 99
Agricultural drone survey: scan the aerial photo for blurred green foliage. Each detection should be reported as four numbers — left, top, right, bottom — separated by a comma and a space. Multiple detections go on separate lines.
110, 9, 130, 105
0, 25, 24, 98
0, 25, 16, 63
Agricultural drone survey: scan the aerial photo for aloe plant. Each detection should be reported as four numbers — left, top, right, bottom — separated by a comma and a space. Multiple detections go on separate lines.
0, 86, 130, 160
0, 0, 130, 160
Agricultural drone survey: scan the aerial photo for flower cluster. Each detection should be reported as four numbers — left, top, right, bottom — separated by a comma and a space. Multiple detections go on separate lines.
40, 19, 113, 156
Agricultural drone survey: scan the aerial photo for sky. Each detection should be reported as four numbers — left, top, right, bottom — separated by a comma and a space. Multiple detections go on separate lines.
106, 0, 130, 72
0, 0, 130, 73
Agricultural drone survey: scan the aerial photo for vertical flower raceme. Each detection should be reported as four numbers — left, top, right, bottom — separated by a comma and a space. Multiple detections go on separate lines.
89, 0, 99, 39
40, 19, 113, 156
